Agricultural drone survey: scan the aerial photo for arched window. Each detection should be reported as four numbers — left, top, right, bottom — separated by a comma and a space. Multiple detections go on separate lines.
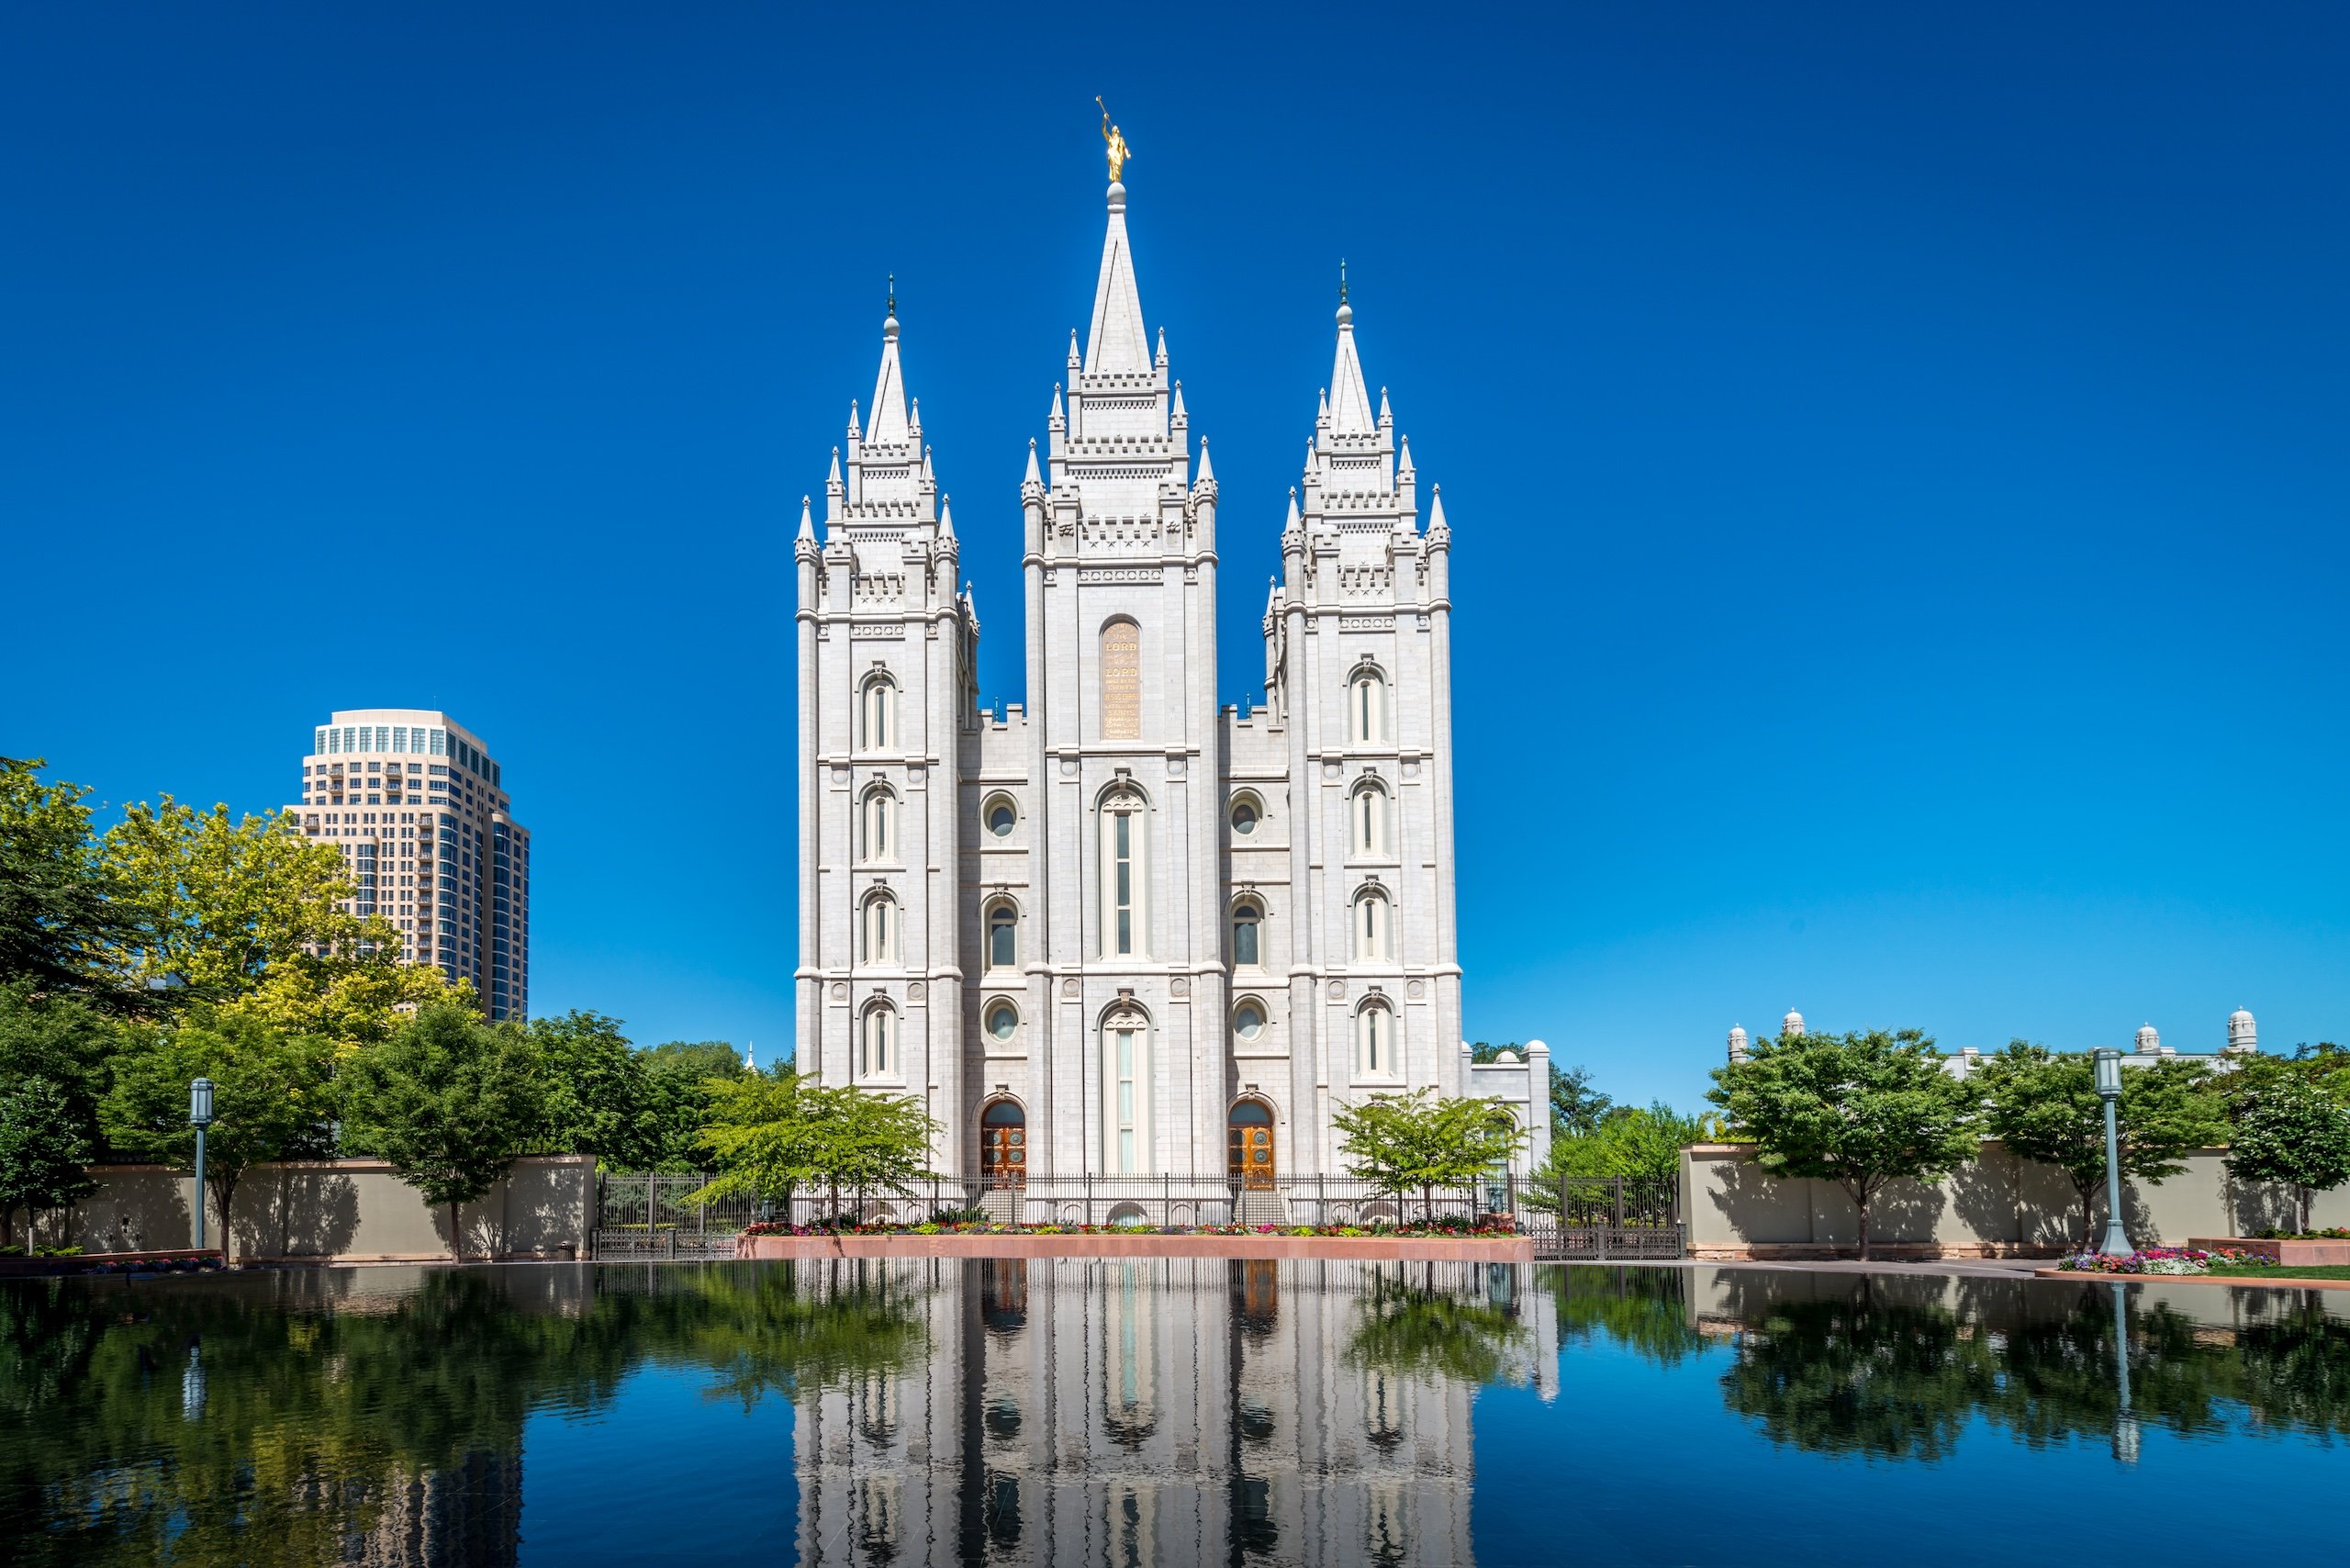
859, 673, 896, 752
1348, 667, 1386, 745
1231, 901, 1261, 968
982, 795, 1017, 839
1102, 1006, 1151, 1173
1357, 1002, 1395, 1078
1352, 783, 1386, 857
1099, 790, 1147, 958
1229, 793, 1260, 837
987, 902, 1018, 970
1354, 890, 1391, 961
860, 1003, 895, 1079
859, 787, 895, 862
1100, 618, 1141, 739
862, 892, 896, 964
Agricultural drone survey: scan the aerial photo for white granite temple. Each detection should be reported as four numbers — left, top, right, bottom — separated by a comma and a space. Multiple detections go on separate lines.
792, 171, 1546, 1183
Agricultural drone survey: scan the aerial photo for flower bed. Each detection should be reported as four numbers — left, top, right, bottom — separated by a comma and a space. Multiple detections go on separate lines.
2056, 1247, 2273, 1276
736, 1215, 1517, 1241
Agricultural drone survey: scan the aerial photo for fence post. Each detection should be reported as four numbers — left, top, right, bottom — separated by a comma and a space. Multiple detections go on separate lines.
1612, 1176, 1625, 1228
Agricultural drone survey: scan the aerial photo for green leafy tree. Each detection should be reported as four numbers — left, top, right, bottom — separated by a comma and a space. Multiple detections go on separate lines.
1332, 1087, 1526, 1223
0, 757, 141, 1011
102, 1013, 337, 1259
641, 1039, 747, 1170
2225, 1072, 2350, 1234
1971, 1044, 2227, 1249
687, 1070, 826, 1212
0, 1077, 95, 1251
531, 1011, 663, 1169
1539, 1101, 1708, 1182
97, 796, 448, 1046
1719, 1287, 2000, 1461
804, 1085, 940, 1219
341, 1002, 545, 1258
0, 982, 117, 1159
1707, 1027, 1977, 1260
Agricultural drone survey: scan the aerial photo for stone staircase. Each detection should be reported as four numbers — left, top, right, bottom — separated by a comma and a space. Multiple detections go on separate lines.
1234, 1189, 1289, 1227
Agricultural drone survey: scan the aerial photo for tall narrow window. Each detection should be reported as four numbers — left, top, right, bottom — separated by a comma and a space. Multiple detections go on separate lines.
1100, 619, 1141, 739
988, 903, 1017, 969
860, 788, 894, 862
1358, 1003, 1393, 1077
1231, 902, 1261, 967
861, 1006, 893, 1078
1099, 790, 1145, 958
1349, 669, 1386, 745
1102, 1008, 1150, 1174
1353, 785, 1385, 857
859, 674, 896, 751
863, 894, 895, 964
1354, 890, 1390, 961
1115, 1027, 1137, 1170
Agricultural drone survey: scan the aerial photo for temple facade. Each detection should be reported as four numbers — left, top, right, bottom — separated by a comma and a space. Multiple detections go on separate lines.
793, 173, 1547, 1183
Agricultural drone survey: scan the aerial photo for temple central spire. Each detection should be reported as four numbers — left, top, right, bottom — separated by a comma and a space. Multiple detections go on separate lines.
1084, 182, 1149, 376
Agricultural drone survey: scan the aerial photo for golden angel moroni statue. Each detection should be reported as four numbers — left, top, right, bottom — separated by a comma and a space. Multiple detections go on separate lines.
1096, 96, 1130, 182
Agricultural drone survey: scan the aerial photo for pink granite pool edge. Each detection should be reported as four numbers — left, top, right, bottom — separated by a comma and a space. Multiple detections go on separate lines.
735, 1233, 1535, 1263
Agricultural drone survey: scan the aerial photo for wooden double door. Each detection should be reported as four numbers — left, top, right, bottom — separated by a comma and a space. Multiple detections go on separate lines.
981, 1101, 1025, 1183
1227, 1101, 1276, 1189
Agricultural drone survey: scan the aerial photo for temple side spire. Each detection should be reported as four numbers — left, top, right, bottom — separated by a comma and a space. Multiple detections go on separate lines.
1327, 286, 1374, 435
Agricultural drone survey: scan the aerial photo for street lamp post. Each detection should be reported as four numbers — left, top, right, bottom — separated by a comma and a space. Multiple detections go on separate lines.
189, 1078, 216, 1253
2092, 1047, 2132, 1258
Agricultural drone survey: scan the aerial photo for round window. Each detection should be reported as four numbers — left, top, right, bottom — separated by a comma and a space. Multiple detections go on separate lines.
1231, 800, 1259, 835
1234, 1002, 1265, 1040
987, 1002, 1019, 1041
987, 801, 1016, 837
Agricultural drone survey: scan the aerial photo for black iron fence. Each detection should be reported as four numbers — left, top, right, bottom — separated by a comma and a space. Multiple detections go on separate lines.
588, 1169, 1685, 1260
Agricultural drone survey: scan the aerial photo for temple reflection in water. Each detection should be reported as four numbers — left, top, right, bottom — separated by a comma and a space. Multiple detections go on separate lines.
790, 1259, 1559, 1567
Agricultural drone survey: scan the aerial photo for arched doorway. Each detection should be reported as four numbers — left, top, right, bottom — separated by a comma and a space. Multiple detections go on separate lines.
1227, 1099, 1275, 1189
981, 1100, 1026, 1186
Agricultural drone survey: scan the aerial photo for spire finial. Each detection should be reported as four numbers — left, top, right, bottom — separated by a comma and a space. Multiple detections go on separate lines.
1339, 258, 1348, 306
886, 273, 896, 317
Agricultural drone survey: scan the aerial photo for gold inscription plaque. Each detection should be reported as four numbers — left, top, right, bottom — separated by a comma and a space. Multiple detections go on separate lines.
1101, 619, 1141, 738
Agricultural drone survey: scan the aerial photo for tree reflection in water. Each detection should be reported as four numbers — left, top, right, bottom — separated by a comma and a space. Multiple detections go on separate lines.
1684, 1272, 2350, 1462
0, 1261, 925, 1567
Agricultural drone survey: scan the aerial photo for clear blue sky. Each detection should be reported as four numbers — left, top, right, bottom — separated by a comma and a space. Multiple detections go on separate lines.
6, 4, 2344, 1109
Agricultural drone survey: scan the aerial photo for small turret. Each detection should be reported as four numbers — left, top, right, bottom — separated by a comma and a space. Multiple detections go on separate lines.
1727, 1025, 1749, 1065
1782, 1009, 1806, 1038
2135, 1023, 2160, 1054
2227, 1007, 2257, 1055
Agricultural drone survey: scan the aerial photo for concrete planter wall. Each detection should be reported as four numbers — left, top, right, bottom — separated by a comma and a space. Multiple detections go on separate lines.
50, 1156, 595, 1263
1681, 1143, 2350, 1260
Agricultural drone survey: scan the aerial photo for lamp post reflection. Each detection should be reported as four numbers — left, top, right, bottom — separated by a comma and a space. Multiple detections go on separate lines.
2109, 1282, 2140, 1465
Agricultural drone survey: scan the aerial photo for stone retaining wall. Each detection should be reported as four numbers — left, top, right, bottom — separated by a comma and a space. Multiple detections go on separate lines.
1682, 1143, 2350, 1260
44, 1156, 595, 1262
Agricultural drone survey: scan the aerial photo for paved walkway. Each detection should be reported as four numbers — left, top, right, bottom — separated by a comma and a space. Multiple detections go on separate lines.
1568, 1256, 2058, 1282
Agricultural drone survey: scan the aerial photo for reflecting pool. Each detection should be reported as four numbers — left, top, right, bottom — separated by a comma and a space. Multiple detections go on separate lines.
3, 1261, 2345, 1565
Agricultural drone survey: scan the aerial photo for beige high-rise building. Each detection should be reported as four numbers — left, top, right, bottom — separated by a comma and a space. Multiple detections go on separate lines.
288, 709, 531, 1022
